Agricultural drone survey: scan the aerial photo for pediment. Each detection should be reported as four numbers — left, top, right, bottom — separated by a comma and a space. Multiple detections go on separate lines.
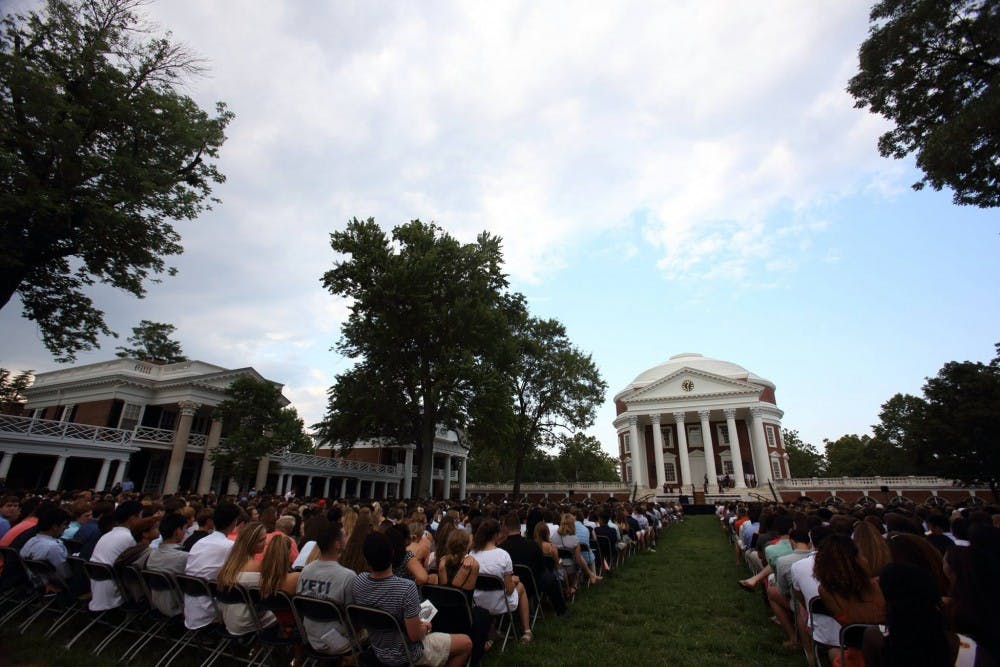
624, 367, 759, 402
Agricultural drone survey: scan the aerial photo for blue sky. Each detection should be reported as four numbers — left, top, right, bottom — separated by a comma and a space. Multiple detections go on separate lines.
2, 0, 997, 457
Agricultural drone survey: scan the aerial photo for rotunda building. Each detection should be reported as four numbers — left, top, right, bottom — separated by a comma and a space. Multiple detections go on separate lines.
612, 353, 787, 494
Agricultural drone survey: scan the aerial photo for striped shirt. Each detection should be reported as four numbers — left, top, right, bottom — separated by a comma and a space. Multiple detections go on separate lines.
351, 573, 422, 665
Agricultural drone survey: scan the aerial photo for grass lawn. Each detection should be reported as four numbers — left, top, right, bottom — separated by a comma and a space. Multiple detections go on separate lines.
483, 515, 806, 667
0, 516, 805, 667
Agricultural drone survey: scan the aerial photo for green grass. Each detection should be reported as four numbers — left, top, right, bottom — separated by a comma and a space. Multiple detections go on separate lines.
484, 516, 806, 667
0, 516, 805, 667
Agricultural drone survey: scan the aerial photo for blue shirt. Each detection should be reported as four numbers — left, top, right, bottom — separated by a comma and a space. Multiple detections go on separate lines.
575, 521, 594, 563
0, 516, 10, 541
21, 533, 70, 580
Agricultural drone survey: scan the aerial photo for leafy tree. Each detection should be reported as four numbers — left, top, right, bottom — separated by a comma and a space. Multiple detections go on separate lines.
915, 344, 1000, 492
847, 0, 1000, 207
210, 377, 312, 491
316, 218, 508, 497
115, 320, 187, 363
824, 434, 879, 477
0, 368, 33, 413
483, 297, 607, 496
871, 393, 926, 473
555, 433, 620, 483
0, 0, 233, 361
782, 428, 827, 478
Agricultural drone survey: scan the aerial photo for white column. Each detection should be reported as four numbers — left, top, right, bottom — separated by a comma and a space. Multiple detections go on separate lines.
323, 477, 331, 498
698, 410, 719, 493
651, 414, 666, 491
749, 407, 772, 485
673, 412, 692, 491
724, 409, 747, 489
340, 477, 348, 498
275, 474, 285, 495
197, 418, 223, 495
458, 458, 467, 500
402, 446, 414, 499
637, 422, 650, 487
163, 401, 200, 494
285, 474, 295, 495
112, 459, 127, 486
254, 456, 270, 493
442, 456, 452, 500
95, 458, 112, 491
226, 478, 239, 495
48, 455, 68, 490
627, 416, 642, 487
0, 451, 13, 479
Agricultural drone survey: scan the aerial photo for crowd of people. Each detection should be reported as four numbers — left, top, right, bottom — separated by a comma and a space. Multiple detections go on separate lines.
0, 485, 684, 666
721, 497, 1000, 667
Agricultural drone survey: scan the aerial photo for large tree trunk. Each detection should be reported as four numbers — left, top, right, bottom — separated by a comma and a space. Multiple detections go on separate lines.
417, 419, 436, 499
512, 449, 524, 498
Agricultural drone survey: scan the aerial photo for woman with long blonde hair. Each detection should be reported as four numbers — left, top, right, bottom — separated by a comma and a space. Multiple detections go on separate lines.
259, 533, 300, 598
340, 507, 357, 541
339, 509, 373, 573
216, 522, 279, 636
853, 520, 891, 578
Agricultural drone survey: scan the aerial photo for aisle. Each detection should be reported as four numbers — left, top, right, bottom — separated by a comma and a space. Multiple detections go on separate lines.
485, 515, 805, 667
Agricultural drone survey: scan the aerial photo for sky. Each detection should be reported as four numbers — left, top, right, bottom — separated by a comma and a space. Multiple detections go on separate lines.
2, 1, 998, 458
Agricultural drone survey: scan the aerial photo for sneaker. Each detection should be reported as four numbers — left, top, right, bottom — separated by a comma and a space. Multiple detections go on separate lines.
648, 547, 656, 552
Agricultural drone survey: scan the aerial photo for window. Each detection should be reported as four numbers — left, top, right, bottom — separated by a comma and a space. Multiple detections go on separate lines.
118, 404, 142, 430
688, 426, 703, 446
663, 461, 677, 482
765, 425, 777, 448
60, 404, 76, 422
722, 460, 735, 475
659, 426, 673, 448
623, 433, 631, 449
717, 424, 730, 445
625, 465, 633, 483
771, 458, 783, 480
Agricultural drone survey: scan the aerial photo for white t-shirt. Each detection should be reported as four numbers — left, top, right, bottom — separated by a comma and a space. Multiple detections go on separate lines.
471, 547, 518, 615
790, 553, 841, 646
183, 531, 235, 629
89, 526, 136, 611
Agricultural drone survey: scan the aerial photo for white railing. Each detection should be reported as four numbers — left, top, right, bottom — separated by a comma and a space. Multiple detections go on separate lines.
0, 414, 133, 448
466, 481, 630, 492
774, 476, 956, 489
133, 426, 175, 444
277, 452, 403, 477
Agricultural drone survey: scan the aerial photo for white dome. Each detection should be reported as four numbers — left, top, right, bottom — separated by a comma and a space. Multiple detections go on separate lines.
623, 353, 774, 393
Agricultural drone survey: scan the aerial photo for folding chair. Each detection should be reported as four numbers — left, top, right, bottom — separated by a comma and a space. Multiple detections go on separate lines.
473, 573, 516, 652
578, 543, 597, 584
422, 583, 474, 635
0, 545, 38, 625
346, 603, 417, 667
595, 535, 615, 574
168, 574, 233, 667
247, 588, 300, 662
556, 547, 578, 601
512, 565, 543, 628
210, 582, 269, 667
289, 595, 356, 667
807, 596, 842, 667
65, 560, 136, 654
116, 565, 176, 663
127, 569, 188, 664
18, 557, 83, 635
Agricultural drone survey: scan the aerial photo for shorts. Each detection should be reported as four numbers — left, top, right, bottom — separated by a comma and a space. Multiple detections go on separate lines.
416, 632, 452, 667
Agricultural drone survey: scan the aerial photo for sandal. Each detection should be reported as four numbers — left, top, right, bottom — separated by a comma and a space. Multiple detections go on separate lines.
738, 579, 756, 593
520, 630, 533, 644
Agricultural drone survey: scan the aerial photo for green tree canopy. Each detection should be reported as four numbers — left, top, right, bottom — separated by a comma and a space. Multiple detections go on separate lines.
210, 376, 312, 491
475, 296, 607, 495
0, 0, 233, 361
847, 0, 1000, 207
824, 433, 878, 477
782, 428, 827, 478
316, 218, 509, 497
467, 432, 619, 484
115, 320, 187, 363
0, 368, 33, 413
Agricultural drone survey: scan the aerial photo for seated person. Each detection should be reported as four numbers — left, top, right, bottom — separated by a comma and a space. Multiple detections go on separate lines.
20, 506, 79, 592
297, 521, 355, 656
352, 532, 472, 667
145, 513, 191, 617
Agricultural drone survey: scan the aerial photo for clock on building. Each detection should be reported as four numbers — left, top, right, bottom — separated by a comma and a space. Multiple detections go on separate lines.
681, 379, 694, 392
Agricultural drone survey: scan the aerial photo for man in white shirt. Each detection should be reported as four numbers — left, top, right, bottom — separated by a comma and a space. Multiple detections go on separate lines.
89, 501, 143, 611
790, 526, 840, 661
183, 504, 241, 630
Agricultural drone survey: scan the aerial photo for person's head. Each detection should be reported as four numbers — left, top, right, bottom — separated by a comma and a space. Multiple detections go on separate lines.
36, 506, 71, 535
275, 515, 295, 537
503, 512, 522, 536
789, 529, 811, 547
68, 499, 92, 523
444, 527, 472, 562
377, 522, 408, 568
159, 513, 188, 543
407, 520, 425, 544
113, 500, 143, 527
259, 506, 277, 533
315, 522, 345, 558
0, 495, 20, 521
888, 533, 949, 597
259, 533, 293, 598
853, 520, 892, 578
362, 532, 393, 573
217, 521, 267, 588
472, 519, 501, 552
213, 503, 241, 534
772, 513, 794, 537
814, 534, 873, 601
533, 520, 551, 545
925, 513, 949, 534
558, 513, 576, 536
